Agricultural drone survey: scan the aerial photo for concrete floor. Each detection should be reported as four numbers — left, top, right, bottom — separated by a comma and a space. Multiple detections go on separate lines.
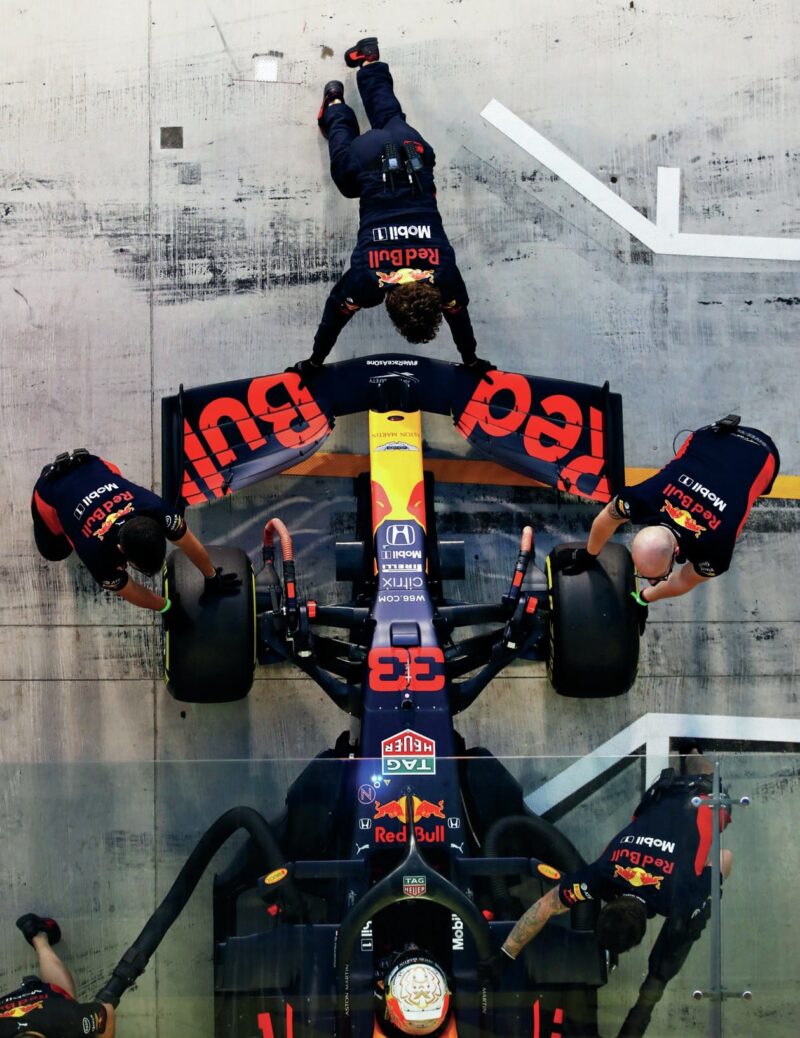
1, 1, 799, 1035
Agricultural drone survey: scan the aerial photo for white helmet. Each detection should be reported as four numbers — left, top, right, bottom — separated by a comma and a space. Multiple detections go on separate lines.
384, 951, 451, 1035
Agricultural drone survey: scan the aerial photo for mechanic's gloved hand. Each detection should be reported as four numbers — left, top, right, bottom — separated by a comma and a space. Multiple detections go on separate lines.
630, 589, 649, 634
478, 947, 515, 987
462, 356, 496, 376
553, 547, 598, 575
285, 357, 323, 385
203, 567, 243, 597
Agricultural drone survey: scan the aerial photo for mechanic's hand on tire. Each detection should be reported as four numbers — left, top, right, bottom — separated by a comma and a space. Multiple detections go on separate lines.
553, 547, 598, 575
630, 589, 649, 634
203, 567, 243, 597
478, 947, 514, 987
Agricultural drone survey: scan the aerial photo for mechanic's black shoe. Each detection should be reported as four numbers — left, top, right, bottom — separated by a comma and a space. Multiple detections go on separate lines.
16, 914, 61, 947
317, 80, 344, 136
674, 741, 706, 774
344, 37, 380, 68
673, 738, 704, 758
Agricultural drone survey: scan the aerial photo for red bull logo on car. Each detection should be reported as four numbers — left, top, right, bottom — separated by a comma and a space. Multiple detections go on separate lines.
374, 796, 446, 824
455, 370, 613, 502
381, 729, 436, 776
613, 864, 664, 889
375, 824, 446, 844
372, 797, 448, 844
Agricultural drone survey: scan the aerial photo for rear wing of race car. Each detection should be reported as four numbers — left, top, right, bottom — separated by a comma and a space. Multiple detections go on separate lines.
161, 355, 624, 509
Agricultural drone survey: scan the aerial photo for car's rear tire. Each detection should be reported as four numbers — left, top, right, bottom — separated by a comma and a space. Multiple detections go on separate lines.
163, 546, 255, 703
547, 541, 639, 697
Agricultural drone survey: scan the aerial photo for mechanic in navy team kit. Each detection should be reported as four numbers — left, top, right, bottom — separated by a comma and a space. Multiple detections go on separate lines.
487, 751, 733, 974
557, 417, 779, 615
300, 37, 491, 374
31, 450, 240, 615
0, 914, 114, 1037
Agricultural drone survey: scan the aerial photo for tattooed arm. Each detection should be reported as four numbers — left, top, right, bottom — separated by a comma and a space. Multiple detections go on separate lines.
502, 886, 570, 958
586, 497, 629, 557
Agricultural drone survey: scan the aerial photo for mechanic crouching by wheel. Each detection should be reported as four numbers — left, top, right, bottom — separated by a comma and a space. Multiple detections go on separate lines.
375, 946, 452, 1037
484, 751, 732, 981
31, 450, 240, 617
296, 37, 492, 377
0, 914, 114, 1037
556, 418, 779, 623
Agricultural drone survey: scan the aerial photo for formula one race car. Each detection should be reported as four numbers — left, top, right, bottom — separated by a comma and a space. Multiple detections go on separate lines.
160, 354, 639, 705
155, 355, 641, 1037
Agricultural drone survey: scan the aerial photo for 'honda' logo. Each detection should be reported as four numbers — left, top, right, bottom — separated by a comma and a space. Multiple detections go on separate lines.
386, 524, 416, 546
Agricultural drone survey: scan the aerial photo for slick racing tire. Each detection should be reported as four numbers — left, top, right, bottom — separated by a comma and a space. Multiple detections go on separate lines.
547, 541, 639, 697
163, 546, 255, 703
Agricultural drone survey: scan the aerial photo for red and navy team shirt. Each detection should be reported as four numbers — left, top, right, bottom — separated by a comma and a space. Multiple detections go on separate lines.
614, 425, 779, 577
312, 179, 476, 359
557, 791, 724, 919
0, 978, 107, 1037
33, 455, 186, 591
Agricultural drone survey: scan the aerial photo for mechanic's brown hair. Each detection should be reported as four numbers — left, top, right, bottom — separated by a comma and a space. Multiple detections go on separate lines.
119, 516, 167, 575
595, 896, 647, 954
384, 283, 443, 344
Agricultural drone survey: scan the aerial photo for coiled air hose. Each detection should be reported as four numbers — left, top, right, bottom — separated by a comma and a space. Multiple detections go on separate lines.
95, 806, 300, 1007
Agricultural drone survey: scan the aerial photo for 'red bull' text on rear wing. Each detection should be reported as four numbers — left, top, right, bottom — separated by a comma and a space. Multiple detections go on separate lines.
161, 355, 624, 508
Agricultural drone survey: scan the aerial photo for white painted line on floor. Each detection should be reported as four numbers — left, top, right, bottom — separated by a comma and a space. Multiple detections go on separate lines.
481, 99, 800, 262
525, 712, 800, 815
656, 167, 680, 236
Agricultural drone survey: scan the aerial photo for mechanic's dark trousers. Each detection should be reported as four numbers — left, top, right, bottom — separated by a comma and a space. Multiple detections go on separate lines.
320, 62, 436, 202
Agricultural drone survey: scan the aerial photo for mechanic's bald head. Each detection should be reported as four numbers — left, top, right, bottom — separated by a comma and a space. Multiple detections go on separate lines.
631, 526, 677, 581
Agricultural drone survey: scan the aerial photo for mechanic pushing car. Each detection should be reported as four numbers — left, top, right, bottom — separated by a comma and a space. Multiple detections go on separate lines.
31, 449, 240, 615
298, 37, 491, 375
0, 914, 115, 1037
557, 417, 779, 616
486, 750, 733, 976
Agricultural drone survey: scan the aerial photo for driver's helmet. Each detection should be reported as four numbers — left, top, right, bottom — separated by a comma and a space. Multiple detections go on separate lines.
383, 949, 451, 1035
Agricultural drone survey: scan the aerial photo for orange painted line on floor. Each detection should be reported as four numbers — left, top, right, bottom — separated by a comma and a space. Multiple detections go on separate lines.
283, 454, 800, 500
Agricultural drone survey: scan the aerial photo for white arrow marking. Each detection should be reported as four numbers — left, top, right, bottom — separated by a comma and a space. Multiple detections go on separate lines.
525, 712, 800, 816
481, 99, 800, 262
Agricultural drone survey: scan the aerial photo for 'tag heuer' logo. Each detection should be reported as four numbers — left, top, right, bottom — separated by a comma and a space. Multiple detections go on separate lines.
402, 874, 427, 898
381, 729, 436, 776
